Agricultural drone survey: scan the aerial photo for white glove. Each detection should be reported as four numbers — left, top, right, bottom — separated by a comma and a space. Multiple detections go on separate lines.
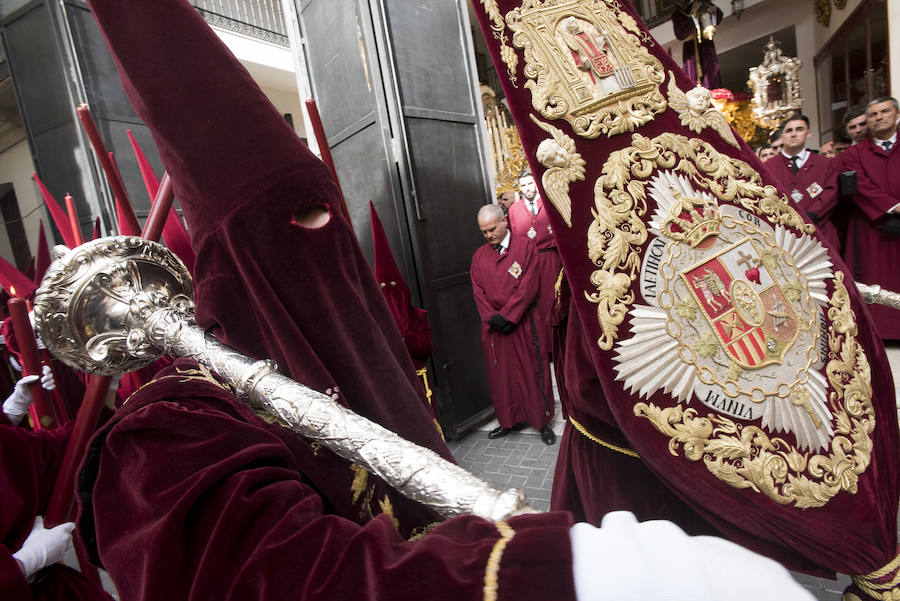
39, 365, 55, 391
3, 373, 39, 425
1, 367, 54, 425
11, 516, 74, 579
571, 511, 815, 601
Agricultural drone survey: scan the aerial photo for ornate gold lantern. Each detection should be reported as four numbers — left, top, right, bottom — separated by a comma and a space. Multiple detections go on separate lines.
747, 37, 803, 130
481, 84, 527, 197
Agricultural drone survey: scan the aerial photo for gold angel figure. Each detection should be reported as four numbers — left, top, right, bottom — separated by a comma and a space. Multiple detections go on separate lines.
666, 72, 740, 149
530, 113, 586, 227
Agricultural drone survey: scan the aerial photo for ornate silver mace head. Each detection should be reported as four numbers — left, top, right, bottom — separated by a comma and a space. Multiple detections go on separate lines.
32, 236, 194, 376
32, 235, 534, 521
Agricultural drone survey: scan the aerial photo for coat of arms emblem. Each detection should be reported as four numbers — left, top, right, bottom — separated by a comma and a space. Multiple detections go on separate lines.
616, 171, 834, 452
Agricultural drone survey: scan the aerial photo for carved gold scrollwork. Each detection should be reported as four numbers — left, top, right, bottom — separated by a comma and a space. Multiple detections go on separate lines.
494, 0, 666, 138
479, 0, 519, 85
633, 271, 874, 508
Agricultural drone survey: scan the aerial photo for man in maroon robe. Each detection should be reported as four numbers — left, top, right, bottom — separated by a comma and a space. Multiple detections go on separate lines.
839, 97, 900, 340
843, 106, 870, 147
507, 171, 560, 361
764, 114, 840, 250
471, 205, 555, 444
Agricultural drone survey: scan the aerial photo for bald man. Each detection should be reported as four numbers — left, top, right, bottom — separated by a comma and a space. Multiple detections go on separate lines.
470, 204, 555, 444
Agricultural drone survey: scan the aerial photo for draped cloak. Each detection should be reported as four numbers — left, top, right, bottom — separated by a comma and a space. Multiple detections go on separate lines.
471, 235, 554, 430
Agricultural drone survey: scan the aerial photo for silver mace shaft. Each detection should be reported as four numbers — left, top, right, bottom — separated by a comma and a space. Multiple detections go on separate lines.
33, 236, 532, 521
855, 283, 900, 310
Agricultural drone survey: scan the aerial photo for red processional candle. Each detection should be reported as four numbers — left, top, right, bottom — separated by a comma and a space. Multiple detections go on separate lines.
76, 104, 141, 234
7, 298, 55, 430
64, 194, 84, 246
304, 98, 351, 224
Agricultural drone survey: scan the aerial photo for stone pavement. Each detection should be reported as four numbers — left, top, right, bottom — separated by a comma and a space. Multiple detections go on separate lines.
448, 344, 900, 600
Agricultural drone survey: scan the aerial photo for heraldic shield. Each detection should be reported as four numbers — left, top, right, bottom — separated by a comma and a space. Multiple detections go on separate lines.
472, 0, 899, 596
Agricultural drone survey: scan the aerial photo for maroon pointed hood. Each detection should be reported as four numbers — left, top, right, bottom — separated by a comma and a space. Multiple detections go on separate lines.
85, 0, 449, 462
33, 221, 51, 284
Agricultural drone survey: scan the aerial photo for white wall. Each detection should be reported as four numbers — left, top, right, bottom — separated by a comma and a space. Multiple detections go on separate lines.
212, 27, 307, 139
0, 138, 42, 261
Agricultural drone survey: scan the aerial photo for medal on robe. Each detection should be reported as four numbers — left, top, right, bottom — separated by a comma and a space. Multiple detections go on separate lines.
806, 182, 823, 198
508, 261, 522, 279
527, 226, 537, 239
791, 189, 804, 203
547, 224, 553, 235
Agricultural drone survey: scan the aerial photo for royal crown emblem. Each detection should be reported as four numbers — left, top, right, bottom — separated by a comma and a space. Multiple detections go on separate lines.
659, 187, 721, 247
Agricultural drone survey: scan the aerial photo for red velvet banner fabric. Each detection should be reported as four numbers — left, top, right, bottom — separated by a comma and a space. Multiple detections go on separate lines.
470, 0, 898, 579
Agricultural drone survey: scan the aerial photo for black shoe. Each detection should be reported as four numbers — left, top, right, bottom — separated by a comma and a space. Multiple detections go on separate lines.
540, 426, 556, 445
488, 426, 512, 439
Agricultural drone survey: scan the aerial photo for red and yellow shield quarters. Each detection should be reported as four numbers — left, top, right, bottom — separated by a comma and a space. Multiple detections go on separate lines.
681, 238, 799, 370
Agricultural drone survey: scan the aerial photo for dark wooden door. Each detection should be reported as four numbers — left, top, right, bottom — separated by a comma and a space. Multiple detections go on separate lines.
298, 0, 494, 437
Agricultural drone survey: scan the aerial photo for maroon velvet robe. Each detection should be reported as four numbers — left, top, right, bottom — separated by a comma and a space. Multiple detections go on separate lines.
471, 235, 553, 430
764, 152, 841, 250
77, 361, 576, 601
0, 417, 110, 601
839, 139, 900, 340
508, 196, 561, 359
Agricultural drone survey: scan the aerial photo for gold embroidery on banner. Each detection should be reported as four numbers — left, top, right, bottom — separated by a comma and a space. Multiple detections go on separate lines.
632, 272, 874, 509
531, 113, 586, 226
586, 132, 811, 350
568, 416, 640, 458
479, 0, 519, 85
504, 0, 666, 138
378, 495, 400, 530
350, 464, 369, 504
483, 521, 515, 601
666, 72, 740, 149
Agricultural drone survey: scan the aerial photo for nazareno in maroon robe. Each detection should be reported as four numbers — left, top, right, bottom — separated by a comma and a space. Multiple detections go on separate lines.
77, 360, 576, 601
84, 0, 451, 533
764, 152, 841, 251
471, 234, 553, 430
838, 138, 900, 340
0, 416, 111, 601
508, 196, 561, 360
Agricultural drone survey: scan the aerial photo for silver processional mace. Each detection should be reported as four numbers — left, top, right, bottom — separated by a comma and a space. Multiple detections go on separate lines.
32, 236, 532, 521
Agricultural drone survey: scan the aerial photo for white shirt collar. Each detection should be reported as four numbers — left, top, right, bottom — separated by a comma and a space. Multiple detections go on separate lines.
874, 132, 898, 147
498, 230, 511, 252
781, 148, 810, 169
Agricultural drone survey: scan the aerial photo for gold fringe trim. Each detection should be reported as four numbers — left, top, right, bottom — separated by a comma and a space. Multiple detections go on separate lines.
483, 520, 515, 601
569, 416, 640, 458
851, 552, 900, 600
